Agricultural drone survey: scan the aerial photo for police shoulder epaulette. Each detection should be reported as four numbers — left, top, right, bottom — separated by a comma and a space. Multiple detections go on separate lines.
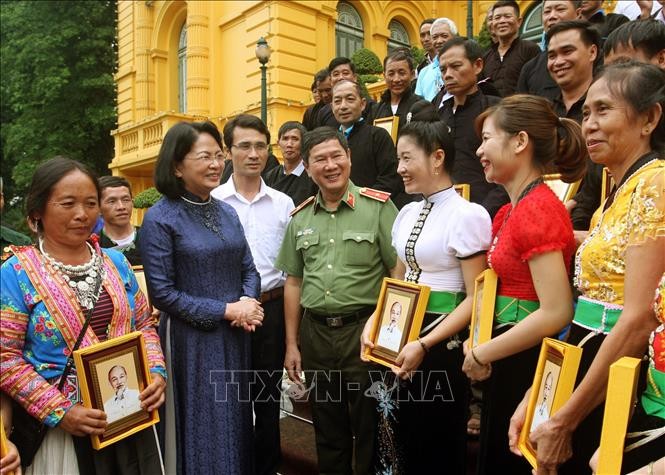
290, 196, 316, 217
359, 187, 391, 203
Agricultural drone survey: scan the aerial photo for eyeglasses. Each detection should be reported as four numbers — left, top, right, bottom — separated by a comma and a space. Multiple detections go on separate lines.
231, 142, 268, 152
103, 197, 133, 207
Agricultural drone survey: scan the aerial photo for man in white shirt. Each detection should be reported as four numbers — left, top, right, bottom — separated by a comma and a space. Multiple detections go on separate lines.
212, 114, 294, 475
103, 365, 142, 423
531, 371, 554, 431
376, 301, 404, 352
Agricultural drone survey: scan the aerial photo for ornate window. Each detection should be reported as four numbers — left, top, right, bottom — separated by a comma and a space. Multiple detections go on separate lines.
336, 2, 364, 58
521, 2, 544, 44
388, 19, 410, 53
178, 23, 187, 113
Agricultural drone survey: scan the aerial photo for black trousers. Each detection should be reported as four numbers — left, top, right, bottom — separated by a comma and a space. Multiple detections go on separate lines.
251, 295, 286, 475
73, 426, 161, 475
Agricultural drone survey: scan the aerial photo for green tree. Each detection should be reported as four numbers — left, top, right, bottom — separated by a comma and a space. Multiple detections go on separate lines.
0, 0, 117, 202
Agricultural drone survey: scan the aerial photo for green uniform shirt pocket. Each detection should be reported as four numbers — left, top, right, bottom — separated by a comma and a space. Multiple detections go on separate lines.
342, 231, 375, 267
296, 232, 320, 265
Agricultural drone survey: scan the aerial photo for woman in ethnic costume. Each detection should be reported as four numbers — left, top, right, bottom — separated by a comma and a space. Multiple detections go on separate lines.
461, 95, 587, 474
361, 119, 492, 473
508, 62, 665, 474
0, 157, 166, 474
139, 121, 262, 475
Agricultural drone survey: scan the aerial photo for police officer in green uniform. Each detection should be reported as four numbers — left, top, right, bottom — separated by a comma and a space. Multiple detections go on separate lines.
275, 127, 398, 474
1, 177, 31, 261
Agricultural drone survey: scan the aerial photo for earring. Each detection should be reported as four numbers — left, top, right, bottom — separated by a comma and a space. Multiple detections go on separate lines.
433, 167, 439, 176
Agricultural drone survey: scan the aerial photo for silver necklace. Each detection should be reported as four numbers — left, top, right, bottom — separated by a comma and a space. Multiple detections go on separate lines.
39, 238, 104, 309
181, 195, 212, 206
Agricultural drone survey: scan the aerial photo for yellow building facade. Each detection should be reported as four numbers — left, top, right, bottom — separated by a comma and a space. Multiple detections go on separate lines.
110, 0, 616, 223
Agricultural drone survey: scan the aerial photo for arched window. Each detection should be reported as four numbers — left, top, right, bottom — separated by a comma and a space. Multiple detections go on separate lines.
336, 2, 364, 58
521, 2, 544, 44
178, 23, 187, 113
388, 19, 410, 53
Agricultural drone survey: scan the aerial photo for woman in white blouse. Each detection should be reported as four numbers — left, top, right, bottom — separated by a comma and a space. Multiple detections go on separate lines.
361, 119, 492, 473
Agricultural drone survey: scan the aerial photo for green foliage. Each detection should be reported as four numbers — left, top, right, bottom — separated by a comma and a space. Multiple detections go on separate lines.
133, 187, 162, 209
477, 21, 493, 50
0, 0, 118, 200
351, 48, 383, 75
410, 46, 426, 67
358, 74, 381, 85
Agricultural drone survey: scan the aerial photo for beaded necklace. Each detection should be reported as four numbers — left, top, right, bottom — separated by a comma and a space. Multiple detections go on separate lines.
39, 238, 104, 310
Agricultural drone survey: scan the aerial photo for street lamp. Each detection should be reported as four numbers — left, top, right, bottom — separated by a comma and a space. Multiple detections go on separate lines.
255, 37, 271, 124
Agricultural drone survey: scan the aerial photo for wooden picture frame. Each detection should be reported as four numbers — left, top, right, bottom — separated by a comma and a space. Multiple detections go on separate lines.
131, 265, 150, 308
0, 417, 10, 475
596, 357, 642, 475
519, 338, 583, 468
600, 167, 615, 205
363, 278, 430, 368
454, 184, 470, 201
543, 173, 581, 203
469, 269, 498, 348
74, 331, 159, 450
373, 116, 399, 144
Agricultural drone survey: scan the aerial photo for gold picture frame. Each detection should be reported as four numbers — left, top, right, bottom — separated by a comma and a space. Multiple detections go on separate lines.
469, 269, 498, 348
74, 331, 159, 450
596, 356, 642, 475
543, 173, 581, 203
363, 277, 430, 368
600, 167, 615, 205
373, 116, 399, 144
454, 184, 470, 201
519, 338, 583, 468
131, 265, 150, 308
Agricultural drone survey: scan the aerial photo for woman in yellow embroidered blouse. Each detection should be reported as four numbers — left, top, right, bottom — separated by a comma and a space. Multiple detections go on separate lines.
508, 61, 665, 474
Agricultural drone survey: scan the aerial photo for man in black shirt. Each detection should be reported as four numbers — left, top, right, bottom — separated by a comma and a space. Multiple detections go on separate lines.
482, 0, 540, 97
438, 37, 508, 218
517, 0, 579, 100
546, 21, 601, 231
577, 0, 629, 43
98, 176, 142, 266
603, 18, 665, 68
302, 69, 331, 131
331, 80, 405, 207
416, 18, 437, 75
264, 121, 318, 206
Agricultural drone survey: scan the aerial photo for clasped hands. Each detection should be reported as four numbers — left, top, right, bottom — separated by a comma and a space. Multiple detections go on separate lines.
227, 298, 264, 332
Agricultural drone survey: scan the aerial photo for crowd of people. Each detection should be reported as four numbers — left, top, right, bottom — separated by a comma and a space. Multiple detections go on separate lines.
1, 1, 663, 474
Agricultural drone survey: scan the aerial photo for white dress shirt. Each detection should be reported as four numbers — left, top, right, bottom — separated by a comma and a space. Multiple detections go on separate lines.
104, 387, 142, 422
392, 187, 492, 292
212, 177, 294, 292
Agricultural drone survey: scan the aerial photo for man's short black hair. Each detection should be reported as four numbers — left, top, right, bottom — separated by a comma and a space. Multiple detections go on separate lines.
548, 20, 600, 49
98, 176, 133, 196
438, 36, 484, 63
328, 57, 355, 74
301, 127, 349, 164
492, 0, 520, 17
383, 49, 415, 71
278, 121, 306, 140
332, 79, 363, 98
222, 114, 270, 150
315, 68, 330, 84
603, 19, 665, 60
420, 18, 436, 29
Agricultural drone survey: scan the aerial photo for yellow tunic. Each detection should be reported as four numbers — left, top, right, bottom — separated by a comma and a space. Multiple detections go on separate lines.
574, 159, 665, 305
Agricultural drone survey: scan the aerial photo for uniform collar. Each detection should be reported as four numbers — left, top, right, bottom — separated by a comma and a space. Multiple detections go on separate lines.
313, 182, 356, 212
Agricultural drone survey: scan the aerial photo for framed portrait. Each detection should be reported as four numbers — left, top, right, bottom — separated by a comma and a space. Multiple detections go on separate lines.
74, 331, 159, 450
454, 184, 470, 201
600, 167, 615, 205
131, 265, 151, 308
373, 116, 399, 144
596, 356, 642, 475
363, 278, 430, 368
468, 269, 498, 348
519, 338, 583, 469
543, 174, 581, 203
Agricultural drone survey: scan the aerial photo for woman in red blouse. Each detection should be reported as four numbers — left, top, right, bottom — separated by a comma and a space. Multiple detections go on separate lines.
461, 95, 587, 474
